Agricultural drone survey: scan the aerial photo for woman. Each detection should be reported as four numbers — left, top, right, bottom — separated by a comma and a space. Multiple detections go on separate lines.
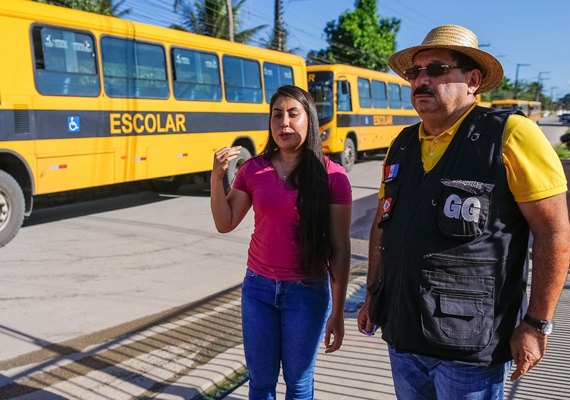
210, 85, 352, 400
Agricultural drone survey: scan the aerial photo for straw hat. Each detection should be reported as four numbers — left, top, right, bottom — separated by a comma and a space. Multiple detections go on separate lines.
388, 24, 503, 93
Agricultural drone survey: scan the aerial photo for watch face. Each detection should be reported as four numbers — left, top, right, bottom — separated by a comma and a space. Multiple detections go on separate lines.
542, 321, 554, 335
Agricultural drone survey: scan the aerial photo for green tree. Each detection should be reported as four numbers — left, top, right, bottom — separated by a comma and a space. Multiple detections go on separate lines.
34, 0, 130, 17
307, 0, 400, 71
542, 96, 553, 112
172, 0, 265, 44
485, 77, 514, 101
517, 81, 539, 101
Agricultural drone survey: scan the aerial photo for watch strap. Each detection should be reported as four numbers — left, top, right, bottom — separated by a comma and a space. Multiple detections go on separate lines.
523, 313, 553, 335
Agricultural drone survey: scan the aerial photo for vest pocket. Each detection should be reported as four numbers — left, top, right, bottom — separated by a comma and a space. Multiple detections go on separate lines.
420, 269, 494, 351
437, 179, 493, 240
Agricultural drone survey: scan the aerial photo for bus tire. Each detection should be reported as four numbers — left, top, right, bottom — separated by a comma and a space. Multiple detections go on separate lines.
223, 147, 251, 193
150, 176, 182, 192
0, 170, 25, 248
338, 137, 356, 172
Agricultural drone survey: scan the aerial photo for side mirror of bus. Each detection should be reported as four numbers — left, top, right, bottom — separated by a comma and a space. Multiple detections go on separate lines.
340, 81, 349, 95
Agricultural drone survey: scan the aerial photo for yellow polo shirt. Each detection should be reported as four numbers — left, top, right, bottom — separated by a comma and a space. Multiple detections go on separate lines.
380, 105, 567, 202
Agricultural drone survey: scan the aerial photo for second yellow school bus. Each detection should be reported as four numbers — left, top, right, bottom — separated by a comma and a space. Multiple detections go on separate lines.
307, 64, 420, 171
0, 0, 307, 246
491, 99, 542, 122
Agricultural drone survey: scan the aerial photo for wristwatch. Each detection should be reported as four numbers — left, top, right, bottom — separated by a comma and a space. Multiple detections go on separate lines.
523, 314, 554, 336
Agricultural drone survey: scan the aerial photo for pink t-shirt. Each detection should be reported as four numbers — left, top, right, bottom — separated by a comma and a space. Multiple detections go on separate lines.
233, 156, 352, 281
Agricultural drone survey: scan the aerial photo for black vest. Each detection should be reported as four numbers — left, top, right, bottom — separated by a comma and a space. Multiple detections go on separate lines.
377, 106, 529, 364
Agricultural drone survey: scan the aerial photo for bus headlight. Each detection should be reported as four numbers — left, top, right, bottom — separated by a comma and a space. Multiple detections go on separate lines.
320, 128, 331, 141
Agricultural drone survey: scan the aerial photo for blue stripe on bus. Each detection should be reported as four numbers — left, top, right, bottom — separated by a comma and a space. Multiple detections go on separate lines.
337, 114, 420, 127
0, 110, 269, 140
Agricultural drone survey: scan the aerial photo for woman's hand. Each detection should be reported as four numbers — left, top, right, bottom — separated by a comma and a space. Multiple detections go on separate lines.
212, 146, 242, 180
324, 313, 345, 353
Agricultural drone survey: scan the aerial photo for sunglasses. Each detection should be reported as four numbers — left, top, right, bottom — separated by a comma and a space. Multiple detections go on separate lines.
403, 64, 463, 80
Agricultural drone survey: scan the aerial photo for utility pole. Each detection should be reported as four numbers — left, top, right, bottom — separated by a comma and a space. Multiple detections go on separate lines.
513, 63, 530, 99
535, 71, 550, 101
550, 86, 558, 101
225, 0, 234, 42
271, 0, 285, 51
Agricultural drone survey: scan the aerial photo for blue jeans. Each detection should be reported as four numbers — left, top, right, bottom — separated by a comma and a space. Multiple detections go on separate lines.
388, 346, 512, 400
241, 268, 331, 400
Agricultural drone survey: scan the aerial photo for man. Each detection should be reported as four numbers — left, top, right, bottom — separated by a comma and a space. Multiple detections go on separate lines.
357, 24, 569, 399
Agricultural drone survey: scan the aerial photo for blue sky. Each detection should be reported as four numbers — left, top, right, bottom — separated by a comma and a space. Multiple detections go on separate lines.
120, 0, 569, 100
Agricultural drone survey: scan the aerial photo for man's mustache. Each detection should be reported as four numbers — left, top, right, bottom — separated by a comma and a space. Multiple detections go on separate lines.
414, 86, 435, 96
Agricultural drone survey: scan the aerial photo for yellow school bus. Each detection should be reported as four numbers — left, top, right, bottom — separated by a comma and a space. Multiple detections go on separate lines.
307, 64, 420, 171
0, 0, 307, 246
491, 99, 542, 122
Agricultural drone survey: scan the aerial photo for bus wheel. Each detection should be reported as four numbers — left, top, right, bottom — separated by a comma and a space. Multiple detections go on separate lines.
223, 147, 252, 193
150, 176, 182, 192
338, 138, 356, 172
0, 170, 25, 248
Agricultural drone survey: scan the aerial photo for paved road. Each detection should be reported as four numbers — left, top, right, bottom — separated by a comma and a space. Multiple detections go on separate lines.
0, 155, 383, 362
537, 116, 569, 145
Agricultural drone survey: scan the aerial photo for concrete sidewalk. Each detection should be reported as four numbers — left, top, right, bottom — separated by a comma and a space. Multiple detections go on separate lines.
152, 256, 570, 400
227, 280, 570, 400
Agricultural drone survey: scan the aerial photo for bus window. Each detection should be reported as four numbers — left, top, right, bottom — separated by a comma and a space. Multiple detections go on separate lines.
388, 83, 401, 108
358, 78, 372, 108
308, 71, 334, 125
101, 37, 169, 99
32, 26, 100, 96
172, 47, 221, 101
401, 85, 413, 109
337, 81, 352, 111
263, 62, 294, 101
371, 80, 387, 108
223, 56, 262, 103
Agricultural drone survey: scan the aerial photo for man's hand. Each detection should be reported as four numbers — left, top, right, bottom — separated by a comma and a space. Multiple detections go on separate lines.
510, 321, 547, 381
357, 295, 377, 336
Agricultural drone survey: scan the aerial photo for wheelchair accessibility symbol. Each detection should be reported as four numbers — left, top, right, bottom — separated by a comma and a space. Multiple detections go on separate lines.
67, 116, 80, 133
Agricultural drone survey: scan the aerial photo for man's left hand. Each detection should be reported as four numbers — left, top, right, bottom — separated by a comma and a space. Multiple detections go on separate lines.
509, 321, 547, 381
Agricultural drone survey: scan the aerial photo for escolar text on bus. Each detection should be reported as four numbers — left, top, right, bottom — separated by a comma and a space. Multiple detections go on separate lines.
373, 115, 394, 126
109, 113, 187, 134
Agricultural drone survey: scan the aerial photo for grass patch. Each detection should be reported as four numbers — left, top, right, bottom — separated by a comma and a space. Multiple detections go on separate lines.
558, 128, 570, 159
555, 143, 570, 160
200, 366, 249, 399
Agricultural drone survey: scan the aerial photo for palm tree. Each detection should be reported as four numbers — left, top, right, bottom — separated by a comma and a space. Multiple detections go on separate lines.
269, 0, 285, 51
261, 0, 298, 53
33, 0, 131, 17
172, 0, 265, 44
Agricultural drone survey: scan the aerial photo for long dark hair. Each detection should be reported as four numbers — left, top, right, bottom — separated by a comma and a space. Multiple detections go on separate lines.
261, 85, 331, 275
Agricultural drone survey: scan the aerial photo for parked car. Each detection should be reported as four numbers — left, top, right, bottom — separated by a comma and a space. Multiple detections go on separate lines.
559, 113, 570, 124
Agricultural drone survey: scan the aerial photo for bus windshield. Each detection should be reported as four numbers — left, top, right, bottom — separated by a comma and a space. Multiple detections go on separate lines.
308, 71, 334, 125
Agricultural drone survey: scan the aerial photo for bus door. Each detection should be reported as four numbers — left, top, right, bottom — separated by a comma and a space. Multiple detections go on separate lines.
102, 22, 160, 183
337, 79, 351, 113
308, 71, 335, 147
